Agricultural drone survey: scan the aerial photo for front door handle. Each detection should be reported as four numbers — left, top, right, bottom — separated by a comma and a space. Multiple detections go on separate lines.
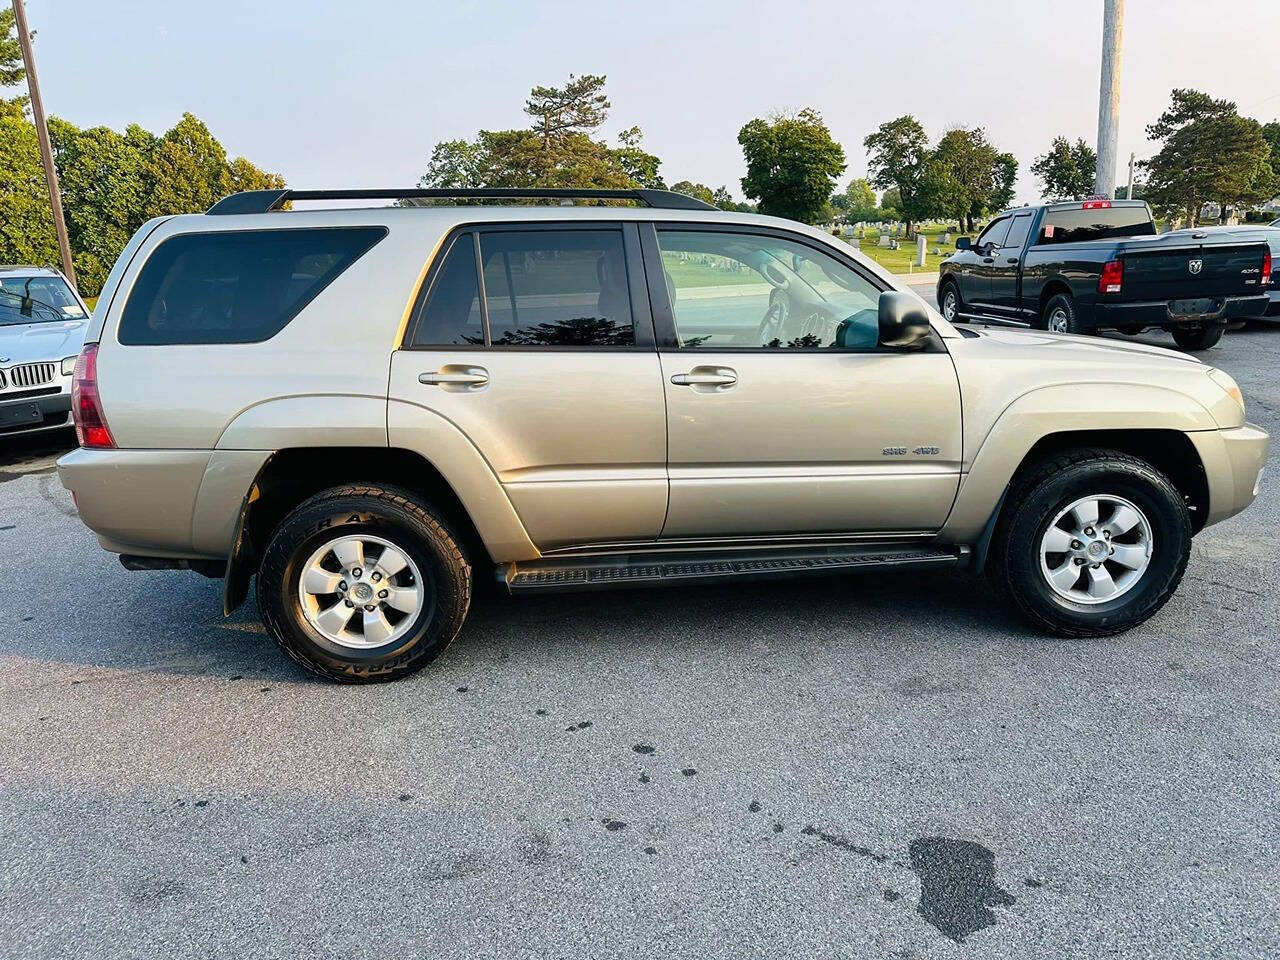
419, 365, 489, 387
670, 367, 737, 388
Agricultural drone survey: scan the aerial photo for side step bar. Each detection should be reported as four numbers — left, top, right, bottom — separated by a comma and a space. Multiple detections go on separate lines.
500, 545, 968, 594
955, 311, 1031, 328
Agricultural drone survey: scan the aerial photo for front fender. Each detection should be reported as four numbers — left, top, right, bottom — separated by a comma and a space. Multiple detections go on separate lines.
939, 382, 1217, 542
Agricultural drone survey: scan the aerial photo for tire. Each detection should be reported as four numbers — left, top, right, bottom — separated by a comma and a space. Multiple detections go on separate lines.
1170, 324, 1224, 351
257, 484, 472, 683
990, 449, 1191, 638
938, 280, 962, 323
1040, 292, 1084, 334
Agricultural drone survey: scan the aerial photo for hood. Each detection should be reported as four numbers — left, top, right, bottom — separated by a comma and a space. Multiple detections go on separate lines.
0, 319, 88, 365
967, 326, 1201, 368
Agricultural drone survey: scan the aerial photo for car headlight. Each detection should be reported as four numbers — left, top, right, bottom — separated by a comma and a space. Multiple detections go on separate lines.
62, 356, 77, 376
1207, 368, 1245, 414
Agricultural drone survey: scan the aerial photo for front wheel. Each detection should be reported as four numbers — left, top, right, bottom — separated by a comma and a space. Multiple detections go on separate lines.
257, 484, 472, 683
938, 281, 961, 323
1171, 324, 1224, 351
992, 449, 1191, 637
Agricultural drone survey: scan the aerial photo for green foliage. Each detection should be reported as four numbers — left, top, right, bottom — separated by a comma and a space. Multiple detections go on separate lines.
1031, 136, 1097, 201
2, 108, 283, 295
1262, 121, 1280, 180
670, 180, 753, 212
0, 5, 27, 116
863, 116, 932, 230
738, 108, 845, 223
417, 74, 663, 197
1142, 89, 1276, 225
0, 110, 57, 266
926, 128, 1011, 230
829, 177, 878, 221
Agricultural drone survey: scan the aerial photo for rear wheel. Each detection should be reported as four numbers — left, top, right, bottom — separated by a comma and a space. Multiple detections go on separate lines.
1170, 324, 1224, 351
1040, 292, 1083, 334
257, 484, 471, 683
991, 449, 1191, 637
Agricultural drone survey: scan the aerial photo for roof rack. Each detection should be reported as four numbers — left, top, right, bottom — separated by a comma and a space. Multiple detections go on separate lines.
206, 187, 718, 216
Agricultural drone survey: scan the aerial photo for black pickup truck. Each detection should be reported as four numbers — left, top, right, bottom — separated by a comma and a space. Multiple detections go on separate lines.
936, 199, 1272, 350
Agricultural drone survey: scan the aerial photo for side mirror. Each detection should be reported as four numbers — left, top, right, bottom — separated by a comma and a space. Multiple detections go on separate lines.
877, 291, 933, 349
955, 236, 971, 251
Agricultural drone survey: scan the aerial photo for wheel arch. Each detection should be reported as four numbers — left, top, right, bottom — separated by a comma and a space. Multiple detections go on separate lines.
1038, 278, 1075, 318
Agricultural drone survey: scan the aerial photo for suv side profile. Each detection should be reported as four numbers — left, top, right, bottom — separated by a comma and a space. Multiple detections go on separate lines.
58, 188, 1269, 683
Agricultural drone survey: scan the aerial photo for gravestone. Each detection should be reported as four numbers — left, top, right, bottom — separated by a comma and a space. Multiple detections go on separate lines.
877, 235, 891, 248
916, 235, 927, 266
941, 232, 951, 244
888, 239, 900, 251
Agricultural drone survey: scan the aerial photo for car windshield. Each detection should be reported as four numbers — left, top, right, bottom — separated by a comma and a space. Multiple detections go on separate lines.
0, 275, 86, 326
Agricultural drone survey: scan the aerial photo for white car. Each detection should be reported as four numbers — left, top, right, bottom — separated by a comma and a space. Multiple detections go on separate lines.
0, 266, 91, 438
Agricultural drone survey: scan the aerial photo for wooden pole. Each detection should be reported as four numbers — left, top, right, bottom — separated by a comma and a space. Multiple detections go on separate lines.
1093, 0, 1124, 198
12, 0, 77, 290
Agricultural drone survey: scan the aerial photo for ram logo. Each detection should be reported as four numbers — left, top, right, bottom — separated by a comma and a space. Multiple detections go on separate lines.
1188, 258, 1203, 275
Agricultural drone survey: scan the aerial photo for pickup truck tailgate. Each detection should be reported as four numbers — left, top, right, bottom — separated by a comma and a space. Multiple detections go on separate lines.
1119, 236, 1269, 300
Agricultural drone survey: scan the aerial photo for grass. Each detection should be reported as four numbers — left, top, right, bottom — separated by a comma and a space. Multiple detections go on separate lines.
84, 296, 97, 311
834, 223, 976, 274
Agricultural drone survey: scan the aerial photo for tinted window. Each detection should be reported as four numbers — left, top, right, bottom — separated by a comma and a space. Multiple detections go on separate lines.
656, 230, 883, 350
1038, 206, 1156, 244
0, 275, 85, 326
413, 233, 483, 346
1002, 214, 1033, 250
120, 227, 385, 345
479, 230, 634, 346
976, 217, 1011, 248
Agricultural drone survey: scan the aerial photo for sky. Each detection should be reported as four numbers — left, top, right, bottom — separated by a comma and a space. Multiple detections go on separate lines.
21, 0, 1280, 206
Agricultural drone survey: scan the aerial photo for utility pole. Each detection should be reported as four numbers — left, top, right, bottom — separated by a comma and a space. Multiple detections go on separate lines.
1093, 0, 1125, 199
1125, 151, 1135, 201
12, 0, 77, 290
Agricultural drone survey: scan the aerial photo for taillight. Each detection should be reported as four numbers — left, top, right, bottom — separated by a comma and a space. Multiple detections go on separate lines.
1263, 250, 1272, 287
1098, 259, 1124, 295
71, 343, 115, 449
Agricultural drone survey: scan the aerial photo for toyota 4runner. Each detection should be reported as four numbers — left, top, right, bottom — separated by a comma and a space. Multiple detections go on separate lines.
57, 187, 1270, 682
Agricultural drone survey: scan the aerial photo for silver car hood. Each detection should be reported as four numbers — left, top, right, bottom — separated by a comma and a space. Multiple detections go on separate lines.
0, 319, 88, 365
970, 327, 1202, 367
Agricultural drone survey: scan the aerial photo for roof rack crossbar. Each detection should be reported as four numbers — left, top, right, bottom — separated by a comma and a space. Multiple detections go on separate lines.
206, 187, 718, 215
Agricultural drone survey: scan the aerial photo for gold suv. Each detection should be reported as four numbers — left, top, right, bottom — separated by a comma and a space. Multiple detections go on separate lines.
57, 188, 1270, 682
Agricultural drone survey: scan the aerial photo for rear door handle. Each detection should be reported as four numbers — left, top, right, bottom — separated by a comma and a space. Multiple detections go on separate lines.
1007, 257, 1020, 266
670, 367, 737, 388
419, 366, 489, 387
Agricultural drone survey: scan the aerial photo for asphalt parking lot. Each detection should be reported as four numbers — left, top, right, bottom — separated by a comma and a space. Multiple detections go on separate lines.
2, 320, 1278, 959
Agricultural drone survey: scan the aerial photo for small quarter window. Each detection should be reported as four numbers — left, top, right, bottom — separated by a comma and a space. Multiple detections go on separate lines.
119, 227, 385, 345
413, 233, 484, 346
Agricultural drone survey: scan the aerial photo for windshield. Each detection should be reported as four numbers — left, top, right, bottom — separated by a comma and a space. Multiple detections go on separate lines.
0, 275, 86, 326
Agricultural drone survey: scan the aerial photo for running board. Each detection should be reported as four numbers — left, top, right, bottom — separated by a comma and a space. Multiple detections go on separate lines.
500, 545, 968, 594
956, 311, 1031, 328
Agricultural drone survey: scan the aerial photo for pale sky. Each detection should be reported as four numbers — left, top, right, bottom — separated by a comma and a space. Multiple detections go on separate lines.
23, 0, 1280, 205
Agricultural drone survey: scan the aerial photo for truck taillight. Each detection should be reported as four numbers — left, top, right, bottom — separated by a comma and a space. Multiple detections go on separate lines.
1098, 259, 1124, 295
71, 343, 115, 449
1263, 250, 1272, 287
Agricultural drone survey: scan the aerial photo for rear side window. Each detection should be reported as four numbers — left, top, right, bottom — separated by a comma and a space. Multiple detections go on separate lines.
1038, 206, 1156, 245
1002, 214, 1033, 250
480, 230, 634, 346
119, 227, 385, 345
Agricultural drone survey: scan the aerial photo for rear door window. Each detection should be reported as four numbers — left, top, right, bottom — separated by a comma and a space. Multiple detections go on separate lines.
1038, 206, 1156, 244
119, 226, 385, 345
1002, 214, 1034, 250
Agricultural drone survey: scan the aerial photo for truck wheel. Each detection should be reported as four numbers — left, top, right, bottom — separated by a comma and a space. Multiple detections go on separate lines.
1171, 324, 1224, 351
991, 449, 1191, 638
257, 484, 471, 683
938, 281, 962, 322
1041, 293, 1082, 334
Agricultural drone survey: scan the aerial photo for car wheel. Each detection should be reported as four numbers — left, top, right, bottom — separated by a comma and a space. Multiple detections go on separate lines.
1170, 324, 1224, 351
257, 484, 471, 683
1041, 293, 1083, 334
991, 449, 1191, 638
939, 281, 962, 323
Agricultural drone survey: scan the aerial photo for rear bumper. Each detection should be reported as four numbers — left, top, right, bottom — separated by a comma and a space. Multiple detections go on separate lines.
1189, 423, 1270, 527
0, 390, 71, 437
1092, 295, 1270, 329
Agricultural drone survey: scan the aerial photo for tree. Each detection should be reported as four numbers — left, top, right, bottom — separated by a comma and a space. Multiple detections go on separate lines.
416, 74, 664, 196
863, 116, 933, 234
738, 108, 845, 223
525, 73, 610, 150
991, 152, 1018, 212
669, 180, 715, 206
1264, 121, 1280, 181
1142, 89, 1276, 225
830, 177, 878, 220
928, 128, 1010, 231
1031, 136, 1097, 201
0, 110, 57, 265
0, 4, 27, 117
